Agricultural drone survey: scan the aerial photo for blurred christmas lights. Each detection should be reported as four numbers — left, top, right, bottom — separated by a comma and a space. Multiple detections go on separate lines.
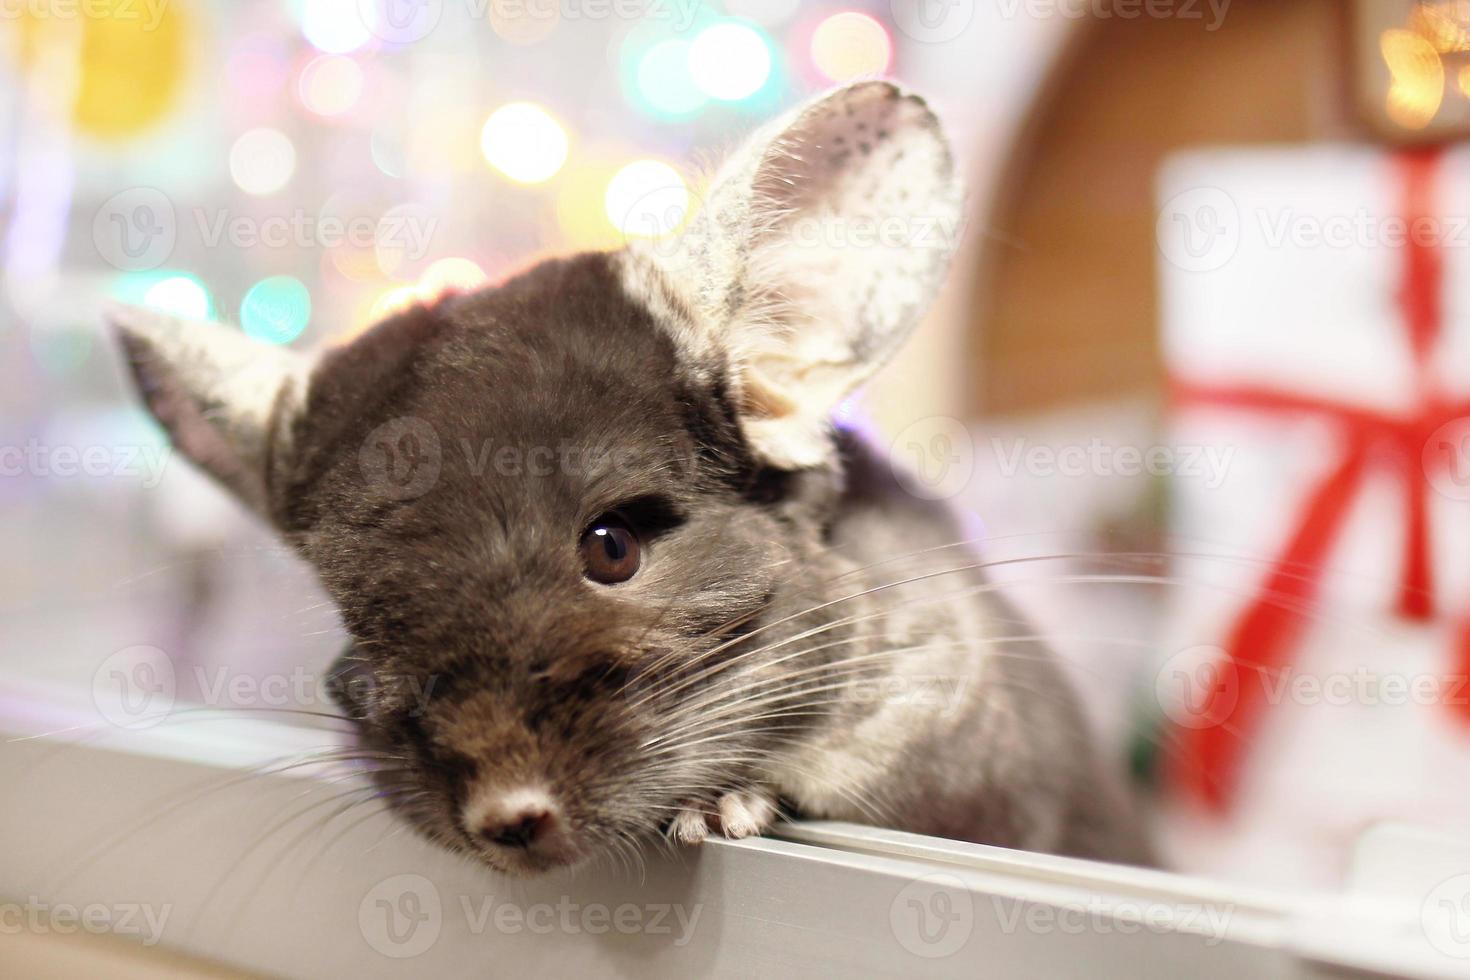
810, 12, 892, 82
298, 54, 364, 117
143, 274, 212, 319
480, 103, 569, 184
301, 0, 372, 55
636, 40, 707, 117
604, 160, 689, 238
689, 22, 773, 101
241, 275, 312, 344
229, 128, 297, 196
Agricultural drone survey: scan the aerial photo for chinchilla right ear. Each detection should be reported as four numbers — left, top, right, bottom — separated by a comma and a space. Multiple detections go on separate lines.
625, 80, 965, 471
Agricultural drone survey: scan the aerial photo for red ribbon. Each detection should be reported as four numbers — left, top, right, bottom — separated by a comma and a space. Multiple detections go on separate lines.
1167, 148, 1470, 811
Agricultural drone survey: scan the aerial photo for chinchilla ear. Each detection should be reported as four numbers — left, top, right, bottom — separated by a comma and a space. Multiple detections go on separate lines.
628, 81, 964, 469
107, 303, 314, 519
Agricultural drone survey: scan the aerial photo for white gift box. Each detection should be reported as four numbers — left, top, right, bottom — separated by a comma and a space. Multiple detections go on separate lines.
1153, 145, 1470, 888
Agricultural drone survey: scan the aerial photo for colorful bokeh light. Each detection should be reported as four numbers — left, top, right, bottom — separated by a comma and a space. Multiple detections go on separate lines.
689, 22, 773, 101
229, 127, 296, 195
298, 54, 363, 117
301, 0, 372, 55
636, 40, 707, 117
143, 273, 212, 319
480, 102, 569, 184
810, 12, 892, 82
240, 275, 312, 344
604, 160, 689, 239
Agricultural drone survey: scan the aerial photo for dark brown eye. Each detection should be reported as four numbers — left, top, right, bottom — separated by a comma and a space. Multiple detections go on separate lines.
579, 515, 641, 584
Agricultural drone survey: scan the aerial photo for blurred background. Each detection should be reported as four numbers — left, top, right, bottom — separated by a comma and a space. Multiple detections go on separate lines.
7, 0, 1470, 904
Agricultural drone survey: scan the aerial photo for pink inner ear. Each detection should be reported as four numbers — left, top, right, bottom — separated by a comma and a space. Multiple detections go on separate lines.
120, 333, 266, 512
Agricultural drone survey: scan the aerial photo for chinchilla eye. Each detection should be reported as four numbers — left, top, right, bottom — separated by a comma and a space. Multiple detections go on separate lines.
579, 514, 641, 584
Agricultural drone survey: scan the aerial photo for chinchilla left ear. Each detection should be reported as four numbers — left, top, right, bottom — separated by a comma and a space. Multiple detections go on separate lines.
625, 81, 964, 470
107, 303, 314, 519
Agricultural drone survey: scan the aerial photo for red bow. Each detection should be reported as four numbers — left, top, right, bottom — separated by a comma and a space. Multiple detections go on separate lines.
1167, 149, 1470, 810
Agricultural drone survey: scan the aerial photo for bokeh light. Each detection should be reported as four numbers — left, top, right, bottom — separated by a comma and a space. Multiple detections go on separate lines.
229, 127, 296, 195
689, 22, 773, 101
810, 12, 892, 82
298, 54, 364, 117
143, 273, 212, 319
605, 160, 689, 239
301, 0, 372, 55
636, 40, 707, 117
240, 275, 312, 344
366, 284, 422, 325
480, 102, 569, 184
418, 257, 488, 301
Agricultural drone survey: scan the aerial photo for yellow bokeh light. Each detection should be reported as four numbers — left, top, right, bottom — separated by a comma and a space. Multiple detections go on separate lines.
17, 0, 188, 140
418, 257, 488, 301
1381, 28, 1444, 129
810, 11, 892, 83
604, 160, 689, 239
480, 102, 569, 184
555, 165, 626, 251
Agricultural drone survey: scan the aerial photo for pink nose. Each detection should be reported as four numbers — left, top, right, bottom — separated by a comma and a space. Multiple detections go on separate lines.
479, 806, 555, 850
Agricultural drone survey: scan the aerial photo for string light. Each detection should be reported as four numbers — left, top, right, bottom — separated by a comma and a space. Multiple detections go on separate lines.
604, 160, 689, 238
240, 275, 312, 344
636, 40, 706, 117
301, 0, 371, 55
810, 11, 892, 82
143, 273, 212, 319
689, 22, 772, 101
229, 127, 296, 195
298, 54, 363, 117
480, 102, 569, 184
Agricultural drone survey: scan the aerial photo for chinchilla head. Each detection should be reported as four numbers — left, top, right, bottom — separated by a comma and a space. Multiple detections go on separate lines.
113, 81, 963, 876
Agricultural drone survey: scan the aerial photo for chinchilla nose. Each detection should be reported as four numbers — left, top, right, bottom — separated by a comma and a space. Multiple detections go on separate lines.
465, 787, 560, 850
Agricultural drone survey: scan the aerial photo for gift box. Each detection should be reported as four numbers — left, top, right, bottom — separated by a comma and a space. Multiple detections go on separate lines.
1152, 145, 1470, 886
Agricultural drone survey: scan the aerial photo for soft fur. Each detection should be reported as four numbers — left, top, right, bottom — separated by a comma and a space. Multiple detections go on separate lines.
111, 82, 1153, 876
